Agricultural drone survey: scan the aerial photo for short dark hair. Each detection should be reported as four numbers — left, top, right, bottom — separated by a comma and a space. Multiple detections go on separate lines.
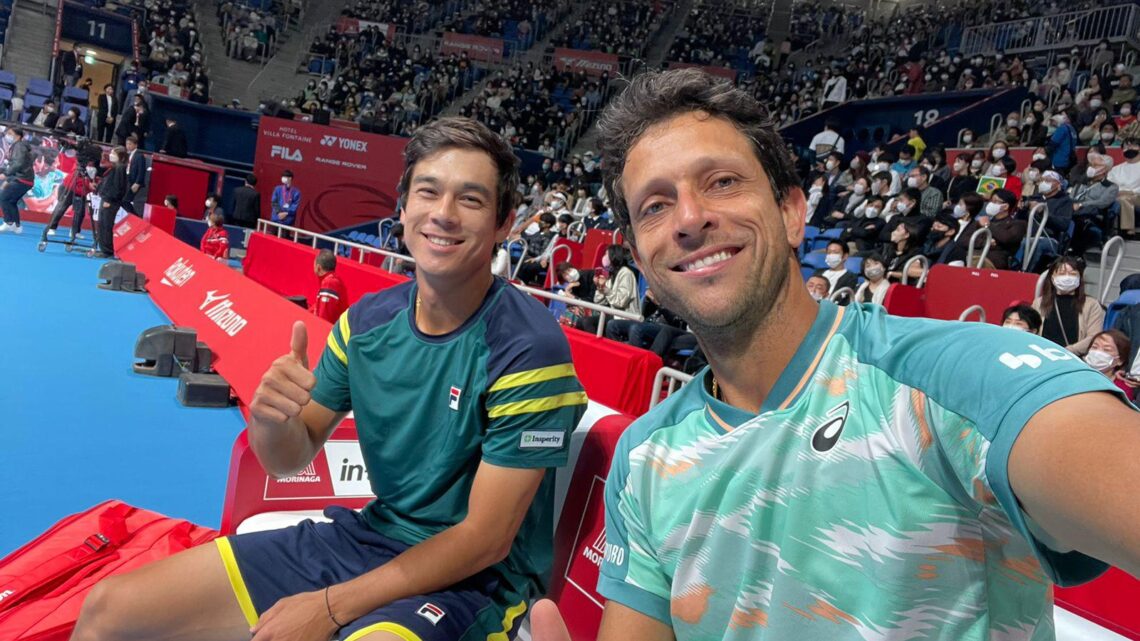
826, 240, 847, 255
1002, 303, 1042, 332
7, 126, 23, 138
902, 187, 922, 202
991, 188, 1017, 208
245, 173, 257, 186
164, 194, 178, 208
396, 116, 519, 226
282, 169, 293, 178
126, 134, 139, 145
596, 68, 799, 238
315, 248, 337, 272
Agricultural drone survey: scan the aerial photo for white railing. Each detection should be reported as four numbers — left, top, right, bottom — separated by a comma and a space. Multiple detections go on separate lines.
253, 219, 641, 336
649, 367, 693, 410
960, 4, 1140, 57
1022, 203, 1050, 272
900, 255, 929, 288
958, 304, 986, 323
966, 227, 992, 268
1099, 235, 1125, 305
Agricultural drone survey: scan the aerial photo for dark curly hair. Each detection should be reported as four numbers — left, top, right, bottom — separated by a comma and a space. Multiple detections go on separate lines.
596, 68, 800, 240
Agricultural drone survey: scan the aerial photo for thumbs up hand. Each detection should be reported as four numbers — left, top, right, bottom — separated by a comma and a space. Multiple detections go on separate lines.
251, 321, 317, 425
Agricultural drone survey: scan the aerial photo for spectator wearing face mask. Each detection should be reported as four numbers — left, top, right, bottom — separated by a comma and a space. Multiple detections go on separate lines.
805, 275, 831, 302
843, 195, 885, 252
200, 212, 229, 261
1080, 108, 1114, 145
968, 152, 986, 178
554, 261, 596, 303
1033, 257, 1104, 355
1084, 330, 1137, 401
1047, 111, 1079, 172
805, 173, 832, 227
839, 152, 870, 189
923, 212, 967, 266
905, 165, 942, 217
891, 144, 916, 176
1037, 170, 1075, 237
882, 220, 925, 282
984, 142, 1009, 176
1116, 102, 1136, 130
958, 189, 1024, 269
950, 192, 985, 241
1001, 303, 1043, 334
1111, 74, 1136, 111
202, 193, 224, 222
854, 253, 889, 305
1071, 152, 1119, 220
991, 156, 1023, 197
816, 241, 859, 299
946, 153, 979, 205
959, 128, 978, 148
1022, 109, 1048, 147
271, 169, 301, 225
822, 177, 870, 228
822, 152, 846, 191
1110, 138, 1140, 237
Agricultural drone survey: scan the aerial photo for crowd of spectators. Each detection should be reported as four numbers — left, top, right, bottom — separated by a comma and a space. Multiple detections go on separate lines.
294, 27, 478, 133
340, 0, 468, 34
216, 1, 299, 63
109, 0, 210, 103
550, 1, 675, 60
441, 0, 570, 52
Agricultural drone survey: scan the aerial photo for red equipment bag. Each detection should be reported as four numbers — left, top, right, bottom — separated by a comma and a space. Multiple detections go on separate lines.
0, 500, 220, 641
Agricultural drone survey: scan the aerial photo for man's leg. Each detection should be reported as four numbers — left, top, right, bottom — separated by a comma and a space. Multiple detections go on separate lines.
629, 322, 665, 350
44, 187, 74, 237
605, 319, 633, 342
71, 540, 250, 641
70, 194, 88, 238
0, 182, 30, 227
98, 203, 116, 255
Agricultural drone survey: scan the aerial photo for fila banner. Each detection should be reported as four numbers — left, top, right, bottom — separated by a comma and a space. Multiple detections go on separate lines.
667, 61, 738, 82
112, 217, 332, 406
439, 32, 504, 64
253, 117, 408, 232
552, 48, 619, 77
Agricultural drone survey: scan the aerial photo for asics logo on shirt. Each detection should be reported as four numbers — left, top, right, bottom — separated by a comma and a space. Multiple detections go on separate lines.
812, 401, 850, 452
998, 344, 1075, 370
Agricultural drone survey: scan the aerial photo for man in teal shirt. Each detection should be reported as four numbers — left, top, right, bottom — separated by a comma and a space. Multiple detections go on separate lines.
71, 117, 586, 641
533, 69, 1140, 641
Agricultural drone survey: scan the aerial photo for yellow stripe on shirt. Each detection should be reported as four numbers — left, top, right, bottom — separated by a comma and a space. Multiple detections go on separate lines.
487, 391, 588, 419
326, 331, 347, 365
487, 600, 528, 641
488, 363, 577, 392
338, 310, 351, 343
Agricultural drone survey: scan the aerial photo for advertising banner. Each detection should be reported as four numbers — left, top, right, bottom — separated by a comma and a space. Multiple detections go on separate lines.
112, 217, 332, 405
0, 126, 78, 217
667, 61, 738, 82
440, 32, 504, 64
253, 117, 408, 232
335, 17, 395, 40
553, 48, 619, 77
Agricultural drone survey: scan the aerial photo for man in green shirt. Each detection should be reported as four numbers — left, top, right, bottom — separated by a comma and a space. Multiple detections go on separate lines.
72, 117, 586, 641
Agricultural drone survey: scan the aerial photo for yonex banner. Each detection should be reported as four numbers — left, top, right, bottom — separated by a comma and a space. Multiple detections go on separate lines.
440, 32, 504, 64
253, 117, 408, 232
112, 218, 332, 406
552, 48, 619, 77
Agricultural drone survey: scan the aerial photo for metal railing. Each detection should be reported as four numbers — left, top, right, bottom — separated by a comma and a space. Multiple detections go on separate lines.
900, 255, 929, 288
966, 227, 992, 268
254, 219, 640, 336
649, 367, 693, 410
959, 4, 1140, 57
1022, 203, 1050, 272
958, 304, 986, 323
1099, 235, 1125, 305
829, 286, 855, 303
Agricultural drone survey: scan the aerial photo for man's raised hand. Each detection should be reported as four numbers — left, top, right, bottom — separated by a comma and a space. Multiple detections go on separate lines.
250, 321, 316, 425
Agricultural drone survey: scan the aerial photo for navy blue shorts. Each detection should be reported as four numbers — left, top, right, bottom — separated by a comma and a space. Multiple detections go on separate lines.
216, 506, 528, 641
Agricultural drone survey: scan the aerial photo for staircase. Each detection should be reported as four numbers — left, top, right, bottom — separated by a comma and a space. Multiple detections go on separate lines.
193, 0, 348, 108
569, 0, 693, 155
1084, 240, 1140, 306
1, 0, 57, 88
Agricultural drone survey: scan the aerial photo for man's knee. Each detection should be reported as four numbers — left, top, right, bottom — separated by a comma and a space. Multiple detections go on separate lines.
72, 576, 127, 641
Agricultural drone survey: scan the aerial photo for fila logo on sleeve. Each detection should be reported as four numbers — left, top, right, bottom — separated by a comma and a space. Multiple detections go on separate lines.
449, 386, 462, 410
999, 344, 1076, 370
416, 603, 446, 625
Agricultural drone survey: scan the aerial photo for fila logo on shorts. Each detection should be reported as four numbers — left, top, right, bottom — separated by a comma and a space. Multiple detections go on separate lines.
417, 602, 446, 625
449, 386, 462, 410
999, 344, 1075, 370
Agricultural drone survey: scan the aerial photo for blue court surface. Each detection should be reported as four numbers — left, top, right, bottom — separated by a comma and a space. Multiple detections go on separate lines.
0, 223, 247, 556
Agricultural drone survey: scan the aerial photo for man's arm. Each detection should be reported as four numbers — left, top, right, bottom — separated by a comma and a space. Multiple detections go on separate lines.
1009, 391, 1140, 578
598, 602, 675, 641
331, 462, 545, 618
248, 321, 348, 477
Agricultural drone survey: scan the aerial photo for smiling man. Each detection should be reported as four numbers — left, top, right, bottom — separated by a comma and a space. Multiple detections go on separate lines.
71, 117, 586, 641
533, 69, 1140, 641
